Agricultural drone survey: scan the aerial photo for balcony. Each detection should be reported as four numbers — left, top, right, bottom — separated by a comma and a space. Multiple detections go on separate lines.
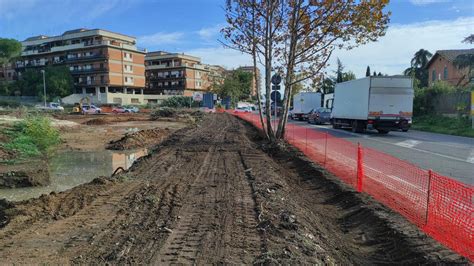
21, 40, 145, 56
74, 80, 108, 86
70, 67, 108, 74
65, 54, 107, 62
148, 75, 184, 81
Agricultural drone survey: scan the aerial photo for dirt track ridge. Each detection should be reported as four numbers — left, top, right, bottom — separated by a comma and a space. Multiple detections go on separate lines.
0, 113, 466, 264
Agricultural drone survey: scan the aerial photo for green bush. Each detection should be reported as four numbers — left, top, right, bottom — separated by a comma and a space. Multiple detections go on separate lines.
3, 116, 60, 158
151, 107, 176, 119
161, 96, 200, 108
0, 100, 21, 108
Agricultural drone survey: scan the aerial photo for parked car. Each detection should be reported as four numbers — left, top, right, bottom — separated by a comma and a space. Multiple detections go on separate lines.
35, 102, 64, 111
307, 107, 332, 124
234, 106, 252, 113
124, 106, 140, 113
81, 104, 102, 114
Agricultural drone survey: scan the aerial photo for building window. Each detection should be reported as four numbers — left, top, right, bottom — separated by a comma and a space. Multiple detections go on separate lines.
131, 98, 139, 104
432, 70, 436, 81
443, 66, 448, 80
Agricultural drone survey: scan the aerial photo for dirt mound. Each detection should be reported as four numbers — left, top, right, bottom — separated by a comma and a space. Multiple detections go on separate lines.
0, 114, 466, 264
107, 128, 171, 150
0, 167, 50, 188
83, 118, 109, 125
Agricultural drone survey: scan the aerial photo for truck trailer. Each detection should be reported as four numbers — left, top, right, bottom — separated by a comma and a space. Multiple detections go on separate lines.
290, 92, 322, 120
331, 76, 413, 134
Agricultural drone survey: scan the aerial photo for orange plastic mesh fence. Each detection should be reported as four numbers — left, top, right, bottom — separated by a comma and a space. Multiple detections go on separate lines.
232, 112, 473, 260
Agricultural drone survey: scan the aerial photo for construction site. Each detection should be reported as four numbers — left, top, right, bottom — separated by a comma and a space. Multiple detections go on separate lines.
0, 111, 468, 264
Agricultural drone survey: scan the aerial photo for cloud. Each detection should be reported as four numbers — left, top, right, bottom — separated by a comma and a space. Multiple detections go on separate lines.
184, 47, 252, 69
330, 17, 473, 78
197, 24, 224, 41
409, 0, 450, 6
138, 32, 184, 47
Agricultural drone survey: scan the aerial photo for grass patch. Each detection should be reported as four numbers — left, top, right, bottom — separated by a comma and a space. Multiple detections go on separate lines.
412, 115, 474, 138
2, 116, 60, 159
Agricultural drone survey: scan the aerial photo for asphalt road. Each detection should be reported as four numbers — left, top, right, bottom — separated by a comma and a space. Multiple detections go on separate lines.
289, 120, 474, 185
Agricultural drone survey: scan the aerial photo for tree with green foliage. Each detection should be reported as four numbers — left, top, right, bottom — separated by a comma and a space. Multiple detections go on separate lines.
0, 38, 21, 64
404, 49, 432, 87
214, 69, 252, 106
366, 66, 371, 77
336, 59, 344, 83
12, 66, 73, 98
453, 35, 474, 86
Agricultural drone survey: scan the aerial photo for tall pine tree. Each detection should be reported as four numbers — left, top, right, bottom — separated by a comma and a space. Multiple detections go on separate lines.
366, 66, 371, 77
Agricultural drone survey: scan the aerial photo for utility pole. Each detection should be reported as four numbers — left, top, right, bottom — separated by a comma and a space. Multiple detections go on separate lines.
41, 69, 46, 107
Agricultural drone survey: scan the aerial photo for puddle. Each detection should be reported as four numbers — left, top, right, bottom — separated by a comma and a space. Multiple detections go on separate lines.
0, 148, 147, 202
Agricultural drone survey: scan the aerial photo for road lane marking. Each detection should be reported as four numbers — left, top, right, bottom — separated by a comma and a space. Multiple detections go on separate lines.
306, 124, 473, 165
396, 140, 421, 148
467, 149, 474, 164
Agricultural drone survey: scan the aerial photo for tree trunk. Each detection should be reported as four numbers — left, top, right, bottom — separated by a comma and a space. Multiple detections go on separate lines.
264, 0, 275, 141
276, 2, 299, 140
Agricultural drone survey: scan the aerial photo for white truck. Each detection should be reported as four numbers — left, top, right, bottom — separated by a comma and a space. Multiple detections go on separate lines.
290, 92, 322, 120
331, 76, 413, 134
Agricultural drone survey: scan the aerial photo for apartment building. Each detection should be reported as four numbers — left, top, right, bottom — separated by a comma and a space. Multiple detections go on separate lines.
16, 28, 147, 104
426, 49, 473, 87
0, 63, 17, 82
236, 66, 261, 96
145, 51, 222, 96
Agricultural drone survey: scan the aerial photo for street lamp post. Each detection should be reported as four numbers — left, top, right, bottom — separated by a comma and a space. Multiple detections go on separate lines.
41, 70, 46, 107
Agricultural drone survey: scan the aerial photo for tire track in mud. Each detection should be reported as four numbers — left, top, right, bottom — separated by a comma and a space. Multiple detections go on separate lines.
0, 114, 467, 264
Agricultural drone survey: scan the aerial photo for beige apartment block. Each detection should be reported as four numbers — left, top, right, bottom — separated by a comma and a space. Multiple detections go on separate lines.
16, 28, 147, 104
145, 51, 224, 96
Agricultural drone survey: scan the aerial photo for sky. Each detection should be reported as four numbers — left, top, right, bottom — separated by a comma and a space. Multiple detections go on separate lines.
0, 0, 473, 78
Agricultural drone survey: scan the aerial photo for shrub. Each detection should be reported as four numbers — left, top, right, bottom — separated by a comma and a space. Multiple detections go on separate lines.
151, 107, 176, 119
160, 96, 200, 108
0, 100, 21, 108
3, 116, 60, 157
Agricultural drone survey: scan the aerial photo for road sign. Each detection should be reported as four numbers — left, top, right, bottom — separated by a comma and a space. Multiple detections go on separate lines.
270, 90, 281, 101
271, 85, 280, 91
192, 92, 203, 102
271, 74, 281, 85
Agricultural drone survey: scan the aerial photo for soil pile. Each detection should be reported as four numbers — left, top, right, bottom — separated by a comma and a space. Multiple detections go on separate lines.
0, 114, 466, 264
83, 118, 109, 125
107, 128, 171, 150
0, 168, 49, 188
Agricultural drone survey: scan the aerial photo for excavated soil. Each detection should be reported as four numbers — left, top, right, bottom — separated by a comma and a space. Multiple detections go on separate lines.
107, 128, 171, 150
0, 114, 466, 264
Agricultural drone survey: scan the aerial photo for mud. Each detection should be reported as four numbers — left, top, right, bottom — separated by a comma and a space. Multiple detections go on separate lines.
0, 114, 466, 264
107, 128, 171, 150
0, 159, 50, 189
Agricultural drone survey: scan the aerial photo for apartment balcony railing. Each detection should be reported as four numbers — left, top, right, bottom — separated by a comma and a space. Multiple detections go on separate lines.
148, 75, 185, 81
22, 40, 145, 56
74, 80, 108, 86
69, 67, 108, 74
65, 54, 107, 62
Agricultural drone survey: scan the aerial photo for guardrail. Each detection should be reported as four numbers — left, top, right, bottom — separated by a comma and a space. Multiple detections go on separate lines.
232, 112, 473, 261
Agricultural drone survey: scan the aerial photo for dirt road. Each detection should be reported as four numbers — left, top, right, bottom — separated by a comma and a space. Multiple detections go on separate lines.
0, 114, 465, 264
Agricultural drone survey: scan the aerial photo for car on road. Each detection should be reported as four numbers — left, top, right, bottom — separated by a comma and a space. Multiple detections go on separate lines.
82, 104, 102, 114
124, 106, 140, 113
307, 107, 331, 124
35, 102, 64, 111
234, 106, 252, 113
112, 106, 140, 113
